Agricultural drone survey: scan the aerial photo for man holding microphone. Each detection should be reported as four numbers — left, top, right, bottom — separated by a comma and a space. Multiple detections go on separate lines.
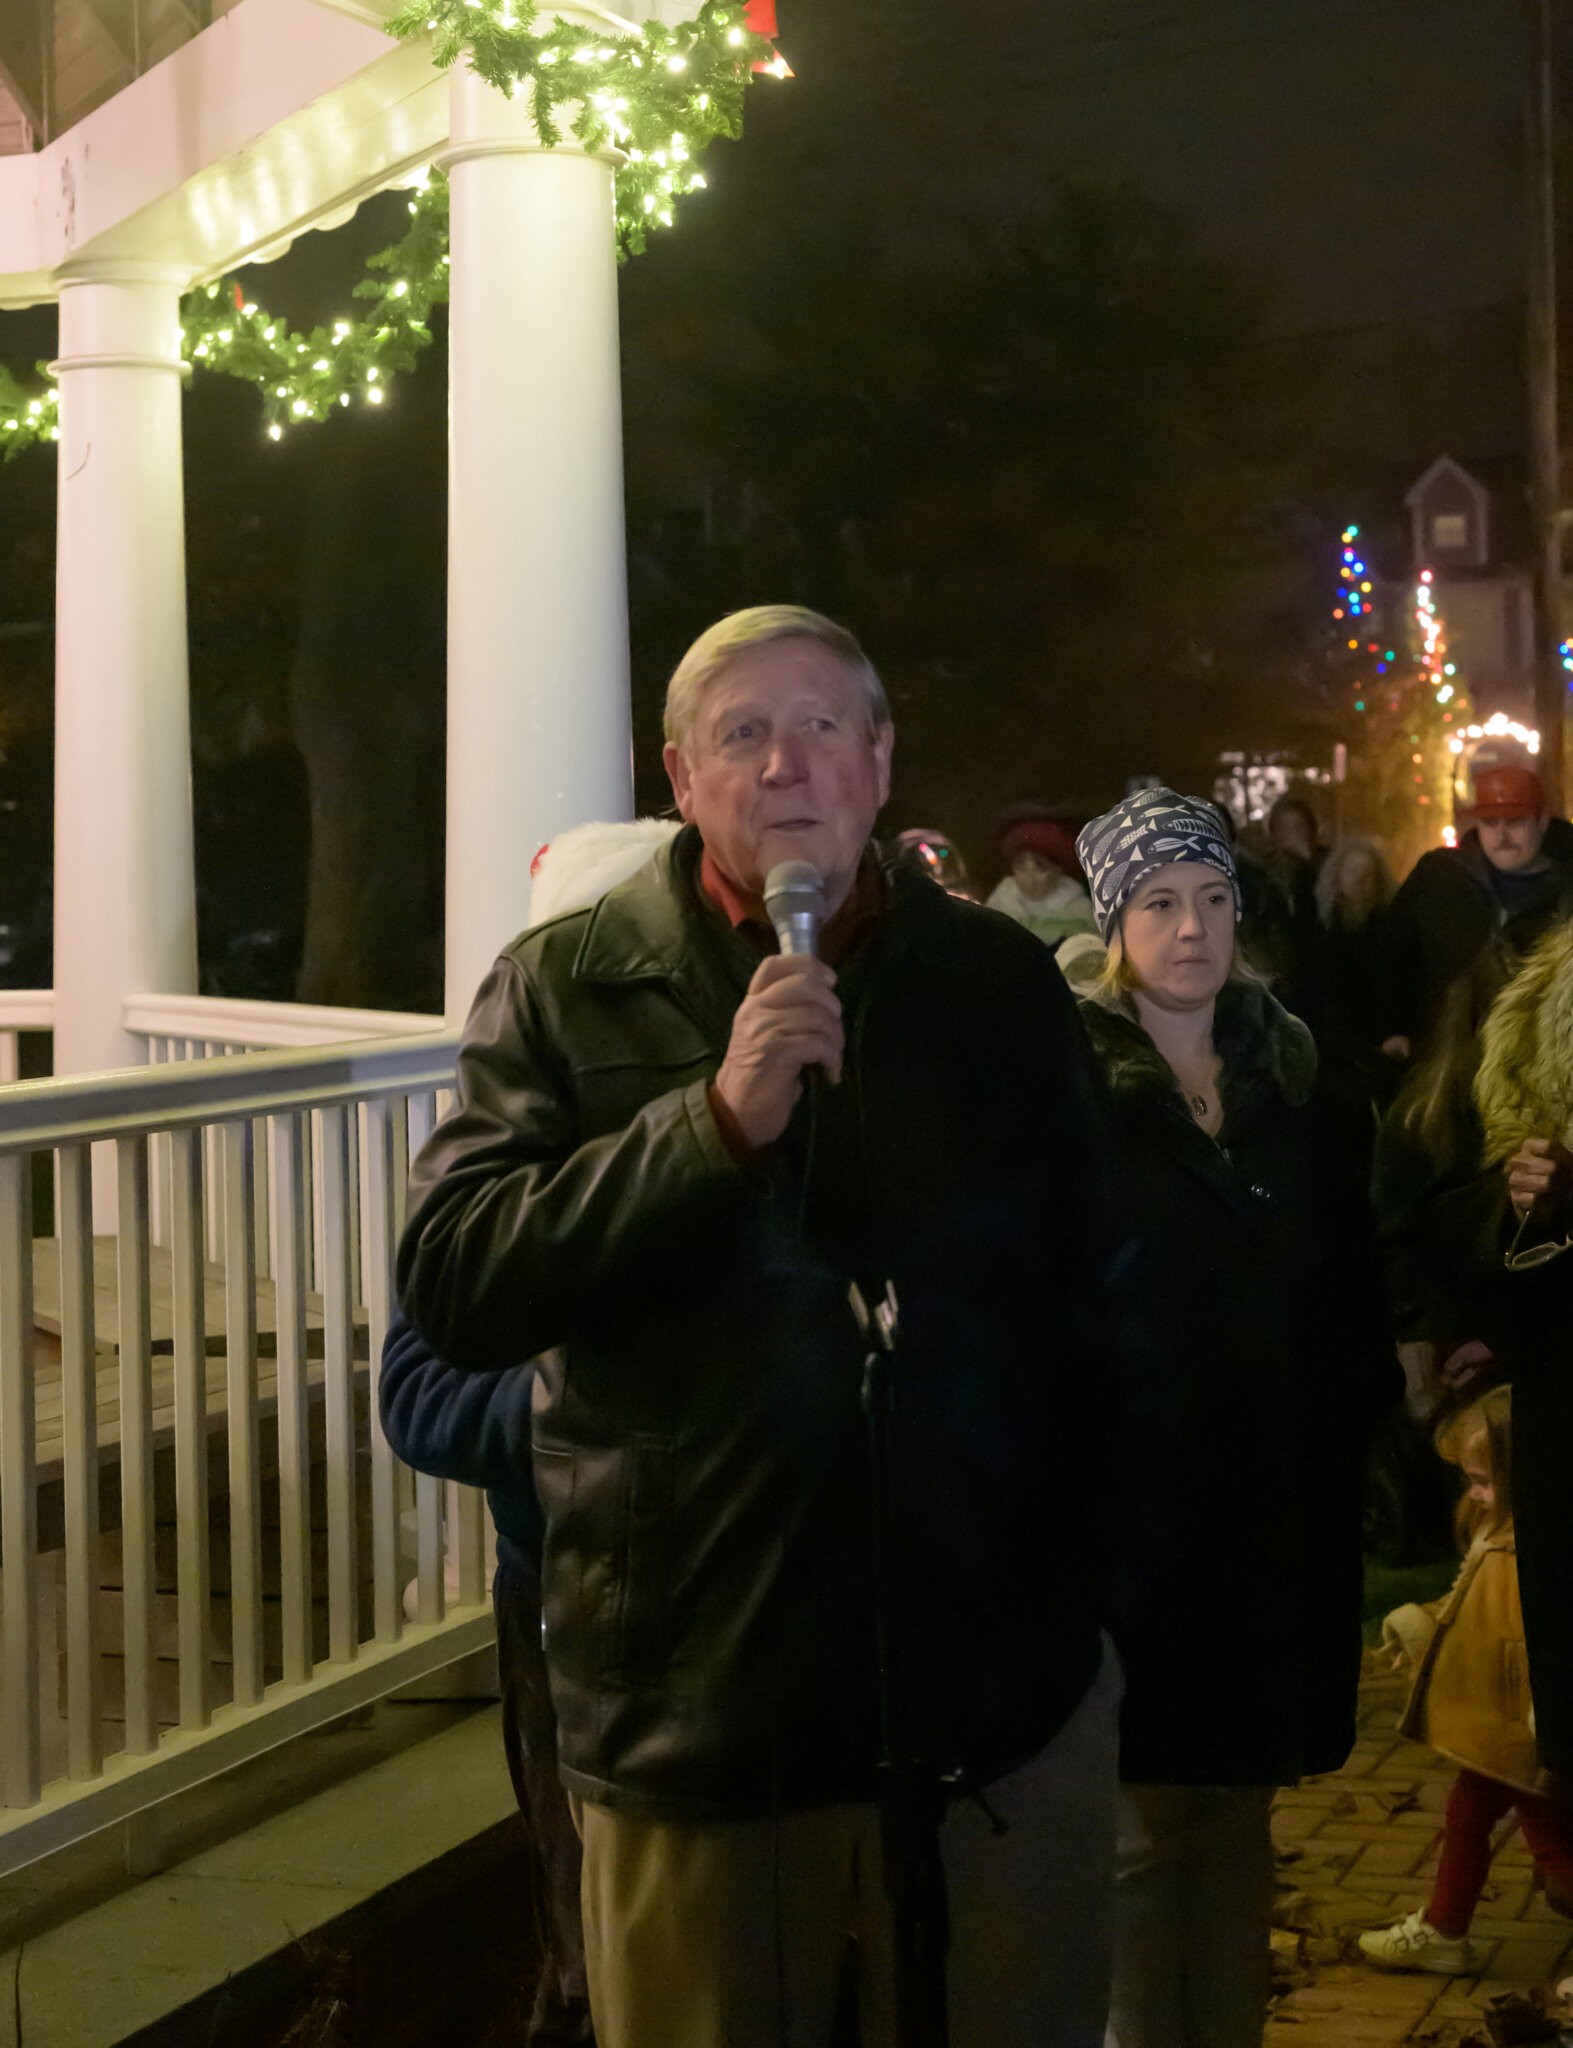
397, 606, 1122, 2047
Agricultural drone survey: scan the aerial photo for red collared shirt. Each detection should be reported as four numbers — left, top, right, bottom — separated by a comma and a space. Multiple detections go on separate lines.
698, 848, 884, 968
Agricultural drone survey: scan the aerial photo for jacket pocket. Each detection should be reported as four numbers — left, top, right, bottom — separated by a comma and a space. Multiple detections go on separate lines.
575, 1057, 715, 1138
535, 1436, 676, 1690
616, 1435, 676, 1687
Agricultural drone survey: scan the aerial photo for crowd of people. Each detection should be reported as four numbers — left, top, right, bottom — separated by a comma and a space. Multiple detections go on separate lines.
380, 604, 1573, 2048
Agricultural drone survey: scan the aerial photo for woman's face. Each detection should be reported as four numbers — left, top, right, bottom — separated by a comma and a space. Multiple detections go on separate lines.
1012, 850, 1060, 902
1120, 863, 1235, 1010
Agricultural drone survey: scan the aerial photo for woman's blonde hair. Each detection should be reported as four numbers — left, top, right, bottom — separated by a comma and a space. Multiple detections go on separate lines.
1436, 1382, 1513, 1545
1395, 941, 1518, 1166
663, 606, 890, 750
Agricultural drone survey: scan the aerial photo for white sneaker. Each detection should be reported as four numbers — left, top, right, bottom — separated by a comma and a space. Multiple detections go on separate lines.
1358, 1908, 1482, 1976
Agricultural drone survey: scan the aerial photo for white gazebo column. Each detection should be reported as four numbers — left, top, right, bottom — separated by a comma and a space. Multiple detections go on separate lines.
440, 61, 635, 1023
51, 264, 197, 1086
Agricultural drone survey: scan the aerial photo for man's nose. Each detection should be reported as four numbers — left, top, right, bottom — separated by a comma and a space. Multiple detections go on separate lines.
762, 735, 810, 784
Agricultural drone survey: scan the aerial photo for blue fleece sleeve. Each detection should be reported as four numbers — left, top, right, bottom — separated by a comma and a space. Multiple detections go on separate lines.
378, 1308, 536, 1493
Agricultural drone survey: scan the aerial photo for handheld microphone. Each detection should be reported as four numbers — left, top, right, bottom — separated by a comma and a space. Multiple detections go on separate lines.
764, 861, 828, 958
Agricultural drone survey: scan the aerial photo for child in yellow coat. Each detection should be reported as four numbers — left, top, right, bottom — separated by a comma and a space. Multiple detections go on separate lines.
1361, 1386, 1573, 1976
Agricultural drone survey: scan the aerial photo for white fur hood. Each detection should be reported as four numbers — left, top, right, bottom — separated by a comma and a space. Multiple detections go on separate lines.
527, 818, 681, 926
1475, 914, 1573, 1163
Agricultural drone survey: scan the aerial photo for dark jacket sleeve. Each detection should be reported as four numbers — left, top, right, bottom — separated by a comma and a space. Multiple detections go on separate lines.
396, 951, 740, 1370
1371, 1107, 1516, 1350
378, 1307, 536, 1492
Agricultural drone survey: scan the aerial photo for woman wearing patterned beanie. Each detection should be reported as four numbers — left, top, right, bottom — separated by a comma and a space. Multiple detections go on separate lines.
1075, 788, 1395, 2048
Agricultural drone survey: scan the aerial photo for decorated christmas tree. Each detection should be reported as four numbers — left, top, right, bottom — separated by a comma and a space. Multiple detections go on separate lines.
1330, 524, 1471, 868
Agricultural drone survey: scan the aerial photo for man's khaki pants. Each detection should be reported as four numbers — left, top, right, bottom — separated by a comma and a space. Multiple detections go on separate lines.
578, 1640, 1121, 2048
1105, 1783, 1277, 2048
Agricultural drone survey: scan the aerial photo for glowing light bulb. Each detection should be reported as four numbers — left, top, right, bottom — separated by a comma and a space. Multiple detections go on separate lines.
292, 399, 309, 417
667, 53, 687, 70
368, 388, 384, 404
392, 281, 409, 297
269, 424, 284, 440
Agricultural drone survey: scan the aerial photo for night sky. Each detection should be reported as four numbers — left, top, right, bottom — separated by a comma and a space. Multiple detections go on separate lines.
752, 0, 1531, 322
736, 0, 1541, 461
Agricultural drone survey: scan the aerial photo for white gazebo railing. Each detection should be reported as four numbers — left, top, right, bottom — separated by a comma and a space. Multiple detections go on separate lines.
0, 1029, 486, 1878
0, 991, 54, 1085
123, 993, 448, 1280
123, 993, 446, 1059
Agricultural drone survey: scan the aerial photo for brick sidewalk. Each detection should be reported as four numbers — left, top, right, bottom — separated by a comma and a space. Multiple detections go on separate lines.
1266, 1671, 1573, 2046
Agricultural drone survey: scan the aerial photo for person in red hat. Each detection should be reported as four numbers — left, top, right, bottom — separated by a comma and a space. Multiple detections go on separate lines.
1377, 761, 1573, 1058
987, 814, 1098, 950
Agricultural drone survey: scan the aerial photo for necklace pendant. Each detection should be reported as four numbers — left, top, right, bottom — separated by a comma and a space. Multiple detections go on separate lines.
1190, 1093, 1208, 1120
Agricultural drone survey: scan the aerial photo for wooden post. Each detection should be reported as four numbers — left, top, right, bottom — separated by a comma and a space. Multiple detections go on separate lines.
1527, 0, 1566, 811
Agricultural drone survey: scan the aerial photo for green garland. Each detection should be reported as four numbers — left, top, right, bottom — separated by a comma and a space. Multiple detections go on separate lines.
0, 0, 774, 458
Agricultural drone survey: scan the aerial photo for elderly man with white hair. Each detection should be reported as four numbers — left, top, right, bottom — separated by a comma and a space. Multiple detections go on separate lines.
397, 605, 1124, 2048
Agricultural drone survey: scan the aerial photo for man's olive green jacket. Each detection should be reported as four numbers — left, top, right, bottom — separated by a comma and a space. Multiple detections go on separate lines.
398, 827, 1120, 1821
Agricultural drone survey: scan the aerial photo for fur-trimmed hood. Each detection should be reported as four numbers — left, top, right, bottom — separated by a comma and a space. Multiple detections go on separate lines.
1475, 913, 1573, 1164
1079, 978, 1318, 1113
528, 818, 681, 926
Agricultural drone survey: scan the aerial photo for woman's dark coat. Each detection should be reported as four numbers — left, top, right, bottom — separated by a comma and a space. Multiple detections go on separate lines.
1081, 983, 1396, 1786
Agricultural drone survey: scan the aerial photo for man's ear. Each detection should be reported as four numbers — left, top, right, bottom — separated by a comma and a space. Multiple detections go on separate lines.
873, 723, 895, 809
664, 741, 696, 822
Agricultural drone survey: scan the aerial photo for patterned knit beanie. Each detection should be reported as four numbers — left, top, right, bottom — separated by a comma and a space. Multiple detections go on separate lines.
1075, 787, 1241, 943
